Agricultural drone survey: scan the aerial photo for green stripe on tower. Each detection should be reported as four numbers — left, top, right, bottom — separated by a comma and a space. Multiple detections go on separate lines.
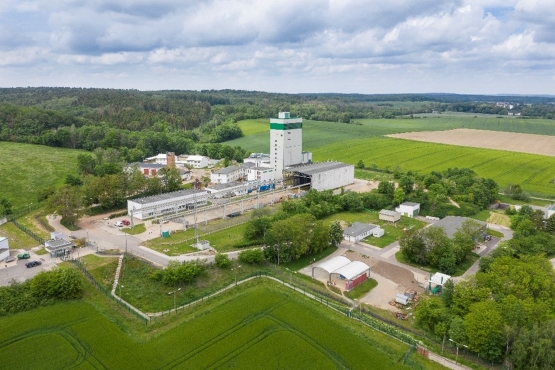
270, 122, 302, 130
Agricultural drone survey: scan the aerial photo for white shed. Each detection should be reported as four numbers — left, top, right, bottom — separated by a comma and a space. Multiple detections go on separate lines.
395, 293, 409, 305
372, 227, 385, 238
395, 202, 420, 218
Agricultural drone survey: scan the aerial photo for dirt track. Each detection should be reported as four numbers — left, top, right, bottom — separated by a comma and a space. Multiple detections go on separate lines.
388, 129, 555, 157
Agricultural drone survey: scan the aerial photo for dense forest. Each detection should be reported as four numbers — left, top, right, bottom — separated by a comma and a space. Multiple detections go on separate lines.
1, 88, 554, 162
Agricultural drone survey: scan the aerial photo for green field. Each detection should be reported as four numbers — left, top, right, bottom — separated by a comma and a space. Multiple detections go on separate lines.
226, 116, 555, 197
0, 282, 443, 370
0, 142, 85, 209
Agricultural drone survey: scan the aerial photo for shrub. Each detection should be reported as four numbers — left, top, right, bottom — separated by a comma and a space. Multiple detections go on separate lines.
238, 249, 265, 264
214, 253, 231, 268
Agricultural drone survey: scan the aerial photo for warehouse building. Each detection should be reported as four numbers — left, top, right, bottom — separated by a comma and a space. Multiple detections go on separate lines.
205, 182, 249, 199
127, 189, 208, 220
284, 161, 354, 191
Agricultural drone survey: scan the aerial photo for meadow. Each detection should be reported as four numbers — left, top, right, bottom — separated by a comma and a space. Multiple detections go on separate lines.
0, 142, 84, 209
0, 282, 443, 370
226, 116, 555, 197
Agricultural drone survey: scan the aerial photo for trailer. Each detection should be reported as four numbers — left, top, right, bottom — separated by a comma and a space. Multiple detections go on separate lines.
258, 183, 275, 192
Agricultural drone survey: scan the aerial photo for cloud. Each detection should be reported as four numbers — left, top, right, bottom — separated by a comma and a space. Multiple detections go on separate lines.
0, 0, 554, 94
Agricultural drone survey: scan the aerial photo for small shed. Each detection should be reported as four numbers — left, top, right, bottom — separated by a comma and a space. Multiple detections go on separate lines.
395, 202, 420, 218
0, 236, 9, 261
372, 227, 385, 238
395, 293, 409, 305
379, 210, 401, 223
194, 240, 210, 251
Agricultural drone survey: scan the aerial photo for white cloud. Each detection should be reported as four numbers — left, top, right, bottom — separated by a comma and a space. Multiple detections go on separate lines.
0, 0, 553, 94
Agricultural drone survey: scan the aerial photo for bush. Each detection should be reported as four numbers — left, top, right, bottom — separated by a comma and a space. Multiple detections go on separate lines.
214, 253, 231, 268
238, 249, 265, 264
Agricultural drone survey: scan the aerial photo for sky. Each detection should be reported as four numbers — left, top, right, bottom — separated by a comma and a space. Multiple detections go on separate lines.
1, 0, 554, 94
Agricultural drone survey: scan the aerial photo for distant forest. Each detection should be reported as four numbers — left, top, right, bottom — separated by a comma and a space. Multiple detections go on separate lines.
1, 88, 554, 162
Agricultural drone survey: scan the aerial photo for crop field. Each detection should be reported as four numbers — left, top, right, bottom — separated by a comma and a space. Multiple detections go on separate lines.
0, 142, 85, 209
0, 283, 441, 370
227, 115, 555, 154
311, 137, 555, 197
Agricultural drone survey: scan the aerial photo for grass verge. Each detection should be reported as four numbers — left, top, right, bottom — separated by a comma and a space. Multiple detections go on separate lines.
344, 278, 378, 299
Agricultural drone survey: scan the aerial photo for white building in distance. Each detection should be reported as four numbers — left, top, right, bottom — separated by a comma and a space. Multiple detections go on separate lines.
128, 189, 208, 220
245, 167, 274, 182
210, 165, 244, 184
244, 153, 272, 168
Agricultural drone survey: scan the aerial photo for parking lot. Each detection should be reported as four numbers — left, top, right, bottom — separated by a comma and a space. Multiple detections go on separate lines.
0, 250, 60, 287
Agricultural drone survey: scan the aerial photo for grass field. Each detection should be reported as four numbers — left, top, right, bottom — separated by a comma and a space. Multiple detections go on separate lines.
0, 142, 86, 209
0, 222, 41, 250
0, 282, 444, 370
226, 116, 555, 197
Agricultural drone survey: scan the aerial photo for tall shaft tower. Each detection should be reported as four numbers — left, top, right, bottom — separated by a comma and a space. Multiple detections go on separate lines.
270, 112, 303, 180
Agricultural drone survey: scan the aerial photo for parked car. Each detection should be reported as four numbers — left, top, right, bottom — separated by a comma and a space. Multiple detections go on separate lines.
25, 260, 42, 268
114, 221, 124, 227
4, 256, 15, 263
122, 220, 130, 226
17, 252, 30, 259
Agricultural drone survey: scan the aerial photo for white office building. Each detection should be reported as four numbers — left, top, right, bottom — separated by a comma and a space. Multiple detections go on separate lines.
127, 189, 208, 220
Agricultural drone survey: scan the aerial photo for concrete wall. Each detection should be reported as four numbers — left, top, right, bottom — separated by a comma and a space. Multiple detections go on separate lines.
311, 165, 355, 191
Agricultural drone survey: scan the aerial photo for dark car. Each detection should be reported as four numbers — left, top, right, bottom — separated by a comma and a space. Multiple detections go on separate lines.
25, 260, 42, 268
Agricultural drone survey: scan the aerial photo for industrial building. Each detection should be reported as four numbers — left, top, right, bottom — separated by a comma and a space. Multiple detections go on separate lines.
311, 256, 370, 291
270, 112, 312, 180
284, 161, 354, 191
210, 165, 244, 184
0, 237, 9, 261
127, 189, 208, 220
205, 182, 249, 199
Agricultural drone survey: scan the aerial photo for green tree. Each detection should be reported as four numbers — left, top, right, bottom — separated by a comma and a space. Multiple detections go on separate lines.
356, 159, 365, 169
393, 187, 405, 206
399, 175, 414, 194
546, 214, 555, 234
329, 221, 344, 247
0, 198, 12, 216
49, 185, 83, 227
463, 300, 504, 362
377, 181, 395, 195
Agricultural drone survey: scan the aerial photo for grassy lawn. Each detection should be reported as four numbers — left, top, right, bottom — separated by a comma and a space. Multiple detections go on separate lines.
119, 255, 271, 312
0, 142, 86, 209
486, 212, 511, 227
0, 280, 445, 370
0, 222, 42, 250
344, 278, 378, 299
145, 222, 252, 255
15, 211, 52, 240
487, 229, 505, 238
281, 246, 338, 271
470, 209, 490, 222
122, 223, 146, 235
395, 251, 479, 277
354, 168, 395, 182
34, 247, 48, 255
323, 211, 426, 248
81, 254, 120, 290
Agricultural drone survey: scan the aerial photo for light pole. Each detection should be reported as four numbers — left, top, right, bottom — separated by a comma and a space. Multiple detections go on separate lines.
449, 338, 468, 363
124, 232, 128, 254
168, 287, 181, 313
86, 229, 89, 248
119, 284, 124, 298
231, 265, 242, 286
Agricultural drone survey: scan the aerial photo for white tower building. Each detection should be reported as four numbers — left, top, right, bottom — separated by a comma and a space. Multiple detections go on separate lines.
270, 112, 303, 180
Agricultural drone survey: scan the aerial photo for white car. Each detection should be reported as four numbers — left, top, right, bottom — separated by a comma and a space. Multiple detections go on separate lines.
114, 221, 124, 227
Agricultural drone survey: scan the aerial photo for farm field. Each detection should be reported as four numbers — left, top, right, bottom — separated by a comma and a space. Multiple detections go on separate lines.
388, 129, 555, 157
310, 136, 555, 197
0, 142, 85, 209
0, 282, 442, 370
227, 115, 555, 154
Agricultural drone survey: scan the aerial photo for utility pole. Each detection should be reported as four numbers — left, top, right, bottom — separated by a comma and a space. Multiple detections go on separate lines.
168, 287, 181, 313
